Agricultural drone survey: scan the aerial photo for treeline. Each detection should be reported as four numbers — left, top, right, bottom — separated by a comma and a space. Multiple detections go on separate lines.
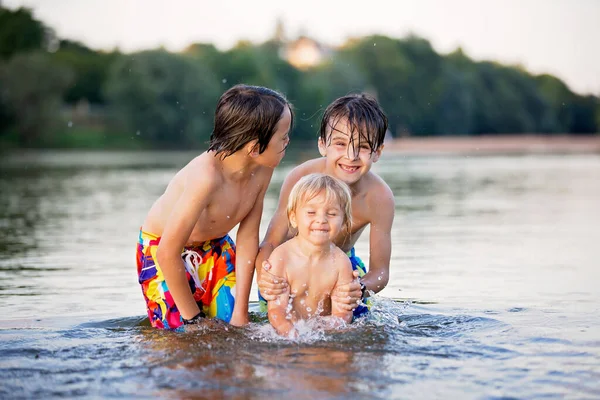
0, 6, 598, 149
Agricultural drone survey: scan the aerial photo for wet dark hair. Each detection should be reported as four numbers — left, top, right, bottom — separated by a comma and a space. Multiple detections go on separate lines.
319, 93, 388, 153
208, 84, 294, 158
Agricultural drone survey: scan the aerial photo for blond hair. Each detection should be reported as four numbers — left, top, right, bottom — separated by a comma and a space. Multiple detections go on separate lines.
287, 173, 352, 233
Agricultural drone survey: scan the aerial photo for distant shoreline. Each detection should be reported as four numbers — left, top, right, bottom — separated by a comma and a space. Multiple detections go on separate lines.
383, 135, 600, 155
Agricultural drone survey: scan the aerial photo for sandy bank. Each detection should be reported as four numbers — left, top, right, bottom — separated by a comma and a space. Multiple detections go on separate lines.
384, 135, 600, 155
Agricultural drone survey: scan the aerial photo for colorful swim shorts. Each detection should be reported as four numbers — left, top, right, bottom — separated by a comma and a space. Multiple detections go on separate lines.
347, 248, 370, 318
258, 247, 371, 319
136, 229, 236, 329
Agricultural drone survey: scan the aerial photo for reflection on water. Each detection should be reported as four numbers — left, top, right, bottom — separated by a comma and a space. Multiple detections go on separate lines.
1, 150, 599, 398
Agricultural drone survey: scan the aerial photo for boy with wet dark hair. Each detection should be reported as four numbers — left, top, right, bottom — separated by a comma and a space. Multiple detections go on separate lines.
256, 93, 394, 318
137, 84, 293, 329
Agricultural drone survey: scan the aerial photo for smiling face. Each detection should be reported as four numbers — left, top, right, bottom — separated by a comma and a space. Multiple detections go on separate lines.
318, 117, 383, 186
289, 191, 345, 247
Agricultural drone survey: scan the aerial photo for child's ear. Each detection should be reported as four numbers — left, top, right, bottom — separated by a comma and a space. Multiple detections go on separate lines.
247, 140, 260, 158
317, 137, 327, 157
372, 144, 384, 163
289, 211, 298, 229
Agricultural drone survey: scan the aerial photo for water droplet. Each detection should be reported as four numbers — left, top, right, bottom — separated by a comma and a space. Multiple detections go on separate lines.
136, 130, 141, 136
378, 276, 382, 280
227, 215, 230, 219
306, 307, 312, 312
67, 121, 73, 128
222, 78, 227, 84
373, 43, 377, 46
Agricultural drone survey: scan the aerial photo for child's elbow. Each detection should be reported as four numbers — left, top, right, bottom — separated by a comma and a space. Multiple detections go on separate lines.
374, 273, 390, 292
155, 246, 167, 266
268, 312, 294, 337
155, 245, 176, 269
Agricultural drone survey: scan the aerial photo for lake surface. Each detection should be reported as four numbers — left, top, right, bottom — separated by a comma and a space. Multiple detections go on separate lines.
1, 150, 599, 399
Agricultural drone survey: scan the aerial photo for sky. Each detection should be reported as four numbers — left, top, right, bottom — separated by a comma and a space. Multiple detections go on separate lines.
4, 0, 600, 95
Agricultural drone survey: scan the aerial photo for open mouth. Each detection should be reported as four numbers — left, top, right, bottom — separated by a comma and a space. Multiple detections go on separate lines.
339, 164, 359, 173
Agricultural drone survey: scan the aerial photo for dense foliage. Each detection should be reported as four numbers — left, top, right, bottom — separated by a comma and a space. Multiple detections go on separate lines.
1, 6, 598, 148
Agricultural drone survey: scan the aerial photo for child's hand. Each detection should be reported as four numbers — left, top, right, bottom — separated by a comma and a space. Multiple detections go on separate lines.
258, 260, 288, 301
331, 271, 362, 311
288, 327, 299, 339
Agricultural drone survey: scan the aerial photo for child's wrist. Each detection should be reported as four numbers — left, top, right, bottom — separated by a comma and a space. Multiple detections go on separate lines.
182, 310, 205, 325
360, 281, 367, 300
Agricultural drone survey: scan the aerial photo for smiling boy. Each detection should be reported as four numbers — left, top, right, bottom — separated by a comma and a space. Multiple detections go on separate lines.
256, 94, 395, 316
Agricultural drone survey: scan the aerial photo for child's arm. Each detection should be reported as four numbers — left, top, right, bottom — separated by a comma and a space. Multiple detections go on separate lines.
362, 183, 395, 296
230, 180, 270, 326
156, 171, 218, 321
330, 256, 355, 325
266, 252, 295, 337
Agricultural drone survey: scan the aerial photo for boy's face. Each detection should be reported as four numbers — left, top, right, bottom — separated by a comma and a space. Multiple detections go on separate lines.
290, 192, 344, 246
256, 106, 292, 168
317, 118, 383, 186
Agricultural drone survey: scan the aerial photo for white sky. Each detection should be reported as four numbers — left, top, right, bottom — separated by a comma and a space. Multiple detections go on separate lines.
4, 0, 600, 95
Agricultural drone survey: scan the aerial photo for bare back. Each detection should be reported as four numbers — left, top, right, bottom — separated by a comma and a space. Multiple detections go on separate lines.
142, 151, 272, 244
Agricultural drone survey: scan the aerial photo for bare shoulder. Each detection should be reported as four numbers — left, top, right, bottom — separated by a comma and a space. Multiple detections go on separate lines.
285, 158, 326, 184
332, 246, 353, 283
365, 172, 395, 209
332, 246, 352, 271
183, 153, 222, 191
268, 242, 292, 274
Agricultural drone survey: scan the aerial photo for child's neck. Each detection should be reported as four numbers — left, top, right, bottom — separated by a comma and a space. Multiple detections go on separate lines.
293, 236, 333, 261
214, 150, 260, 181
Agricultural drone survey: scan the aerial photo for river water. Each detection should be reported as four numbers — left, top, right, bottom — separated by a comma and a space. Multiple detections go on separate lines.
0, 150, 598, 399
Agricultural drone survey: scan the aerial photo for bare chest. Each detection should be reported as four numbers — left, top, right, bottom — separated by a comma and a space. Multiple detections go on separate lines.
287, 264, 338, 318
333, 194, 370, 250
190, 180, 262, 241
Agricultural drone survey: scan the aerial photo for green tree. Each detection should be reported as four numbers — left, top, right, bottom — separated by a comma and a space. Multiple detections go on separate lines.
0, 7, 47, 60
339, 35, 444, 136
569, 95, 598, 134
104, 50, 221, 147
0, 51, 73, 145
51, 40, 121, 104
296, 59, 367, 140
435, 48, 476, 135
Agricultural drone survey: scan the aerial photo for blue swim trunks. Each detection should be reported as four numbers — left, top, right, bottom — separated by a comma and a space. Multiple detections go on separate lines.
259, 247, 370, 319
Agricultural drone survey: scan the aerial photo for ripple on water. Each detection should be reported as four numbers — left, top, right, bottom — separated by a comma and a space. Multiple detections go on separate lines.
3, 298, 597, 399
